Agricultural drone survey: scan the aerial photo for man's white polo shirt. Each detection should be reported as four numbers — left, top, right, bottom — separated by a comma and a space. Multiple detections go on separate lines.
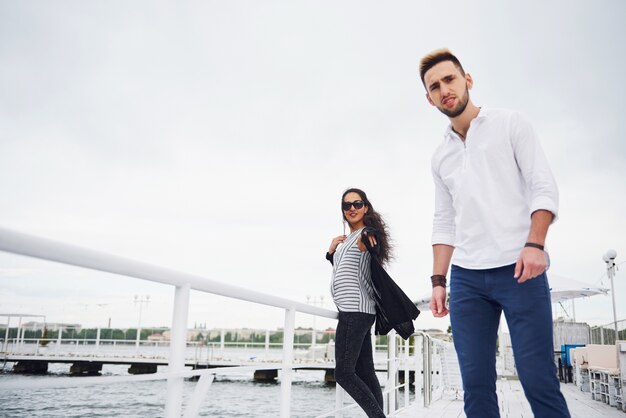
431, 108, 558, 270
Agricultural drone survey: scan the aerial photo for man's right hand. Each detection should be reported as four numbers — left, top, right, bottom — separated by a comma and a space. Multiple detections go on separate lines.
328, 235, 347, 254
430, 286, 449, 317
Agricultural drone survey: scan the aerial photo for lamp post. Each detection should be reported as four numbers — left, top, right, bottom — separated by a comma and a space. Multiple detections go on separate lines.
603, 249, 618, 342
306, 295, 324, 353
134, 294, 150, 352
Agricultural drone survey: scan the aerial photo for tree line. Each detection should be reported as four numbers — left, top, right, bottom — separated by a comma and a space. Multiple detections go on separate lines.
0, 326, 350, 344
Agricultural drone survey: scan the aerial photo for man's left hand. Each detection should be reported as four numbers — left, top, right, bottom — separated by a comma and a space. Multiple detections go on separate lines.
514, 247, 547, 283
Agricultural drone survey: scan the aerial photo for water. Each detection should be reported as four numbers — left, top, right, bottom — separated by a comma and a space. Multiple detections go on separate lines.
0, 363, 392, 417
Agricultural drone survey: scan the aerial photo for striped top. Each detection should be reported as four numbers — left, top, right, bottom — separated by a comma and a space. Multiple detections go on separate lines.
330, 228, 376, 314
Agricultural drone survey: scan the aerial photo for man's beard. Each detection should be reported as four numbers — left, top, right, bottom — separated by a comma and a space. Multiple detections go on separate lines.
438, 85, 470, 118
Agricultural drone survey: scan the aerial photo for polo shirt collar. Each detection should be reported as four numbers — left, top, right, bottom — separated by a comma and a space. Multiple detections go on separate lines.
444, 107, 489, 140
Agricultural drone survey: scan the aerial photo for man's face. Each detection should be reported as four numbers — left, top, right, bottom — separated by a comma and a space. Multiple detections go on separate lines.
423, 60, 473, 118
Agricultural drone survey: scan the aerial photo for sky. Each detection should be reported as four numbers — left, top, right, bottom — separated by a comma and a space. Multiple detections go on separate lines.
1, 0, 625, 334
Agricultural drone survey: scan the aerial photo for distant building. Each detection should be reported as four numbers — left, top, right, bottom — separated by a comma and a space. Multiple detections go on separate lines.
161, 330, 200, 342
147, 332, 167, 342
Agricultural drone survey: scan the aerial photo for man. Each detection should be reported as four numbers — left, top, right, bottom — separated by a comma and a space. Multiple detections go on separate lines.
420, 48, 571, 417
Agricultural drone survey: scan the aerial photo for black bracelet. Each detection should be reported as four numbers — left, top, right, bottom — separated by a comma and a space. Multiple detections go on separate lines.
431, 274, 447, 288
525, 242, 544, 251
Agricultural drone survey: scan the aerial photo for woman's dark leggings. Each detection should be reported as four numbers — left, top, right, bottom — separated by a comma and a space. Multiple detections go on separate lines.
335, 311, 386, 418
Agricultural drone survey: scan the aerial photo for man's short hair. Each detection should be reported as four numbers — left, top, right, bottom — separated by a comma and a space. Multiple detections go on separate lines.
419, 48, 465, 86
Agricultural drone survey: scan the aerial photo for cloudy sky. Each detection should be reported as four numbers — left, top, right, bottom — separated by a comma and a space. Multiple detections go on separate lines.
1, 0, 625, 334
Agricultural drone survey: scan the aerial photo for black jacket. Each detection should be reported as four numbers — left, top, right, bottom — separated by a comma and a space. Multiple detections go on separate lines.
327, 227, 420, 339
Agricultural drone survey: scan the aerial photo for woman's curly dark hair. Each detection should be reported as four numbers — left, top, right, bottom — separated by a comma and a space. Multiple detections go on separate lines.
341, 188, 393, 265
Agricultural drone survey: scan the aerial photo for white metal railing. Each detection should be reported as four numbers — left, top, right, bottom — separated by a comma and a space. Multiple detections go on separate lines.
590, 319, 626, 345
312, 331, 416, 418
0, 227, 335, 417
0, 228, 448, 418
0, 337, 335, 352
388, 331, 461, 412
312, 330, 460, 418
0, 226, 454, 417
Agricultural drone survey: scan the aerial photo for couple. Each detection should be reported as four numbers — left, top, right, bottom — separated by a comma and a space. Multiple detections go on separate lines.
325, 49, 571, 418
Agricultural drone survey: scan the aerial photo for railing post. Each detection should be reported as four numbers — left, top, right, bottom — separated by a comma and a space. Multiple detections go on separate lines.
372, 332, 377, 354
601, 326, 604, 345
335, 384, 345, 418
280, 308, 295, 418
183, 373, 215, 418
21, 328, 27, 350
2, 318, 9, 353
57, 326, 62, 351
386, 329, 397, 415
16, 317, 22, 350
165, 283, 191, 418
404, 337, 410, 409
423, 335, 432, 407
415, 335, 423, 407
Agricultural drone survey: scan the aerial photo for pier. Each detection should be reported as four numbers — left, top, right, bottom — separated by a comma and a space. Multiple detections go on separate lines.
397, 378, 626, 418
1, 335, 395, 382
1, 325, 379, 379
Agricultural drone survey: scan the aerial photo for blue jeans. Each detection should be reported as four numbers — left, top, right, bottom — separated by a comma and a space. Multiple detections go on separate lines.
449, 264, 571, 418
335, 311, 385, 418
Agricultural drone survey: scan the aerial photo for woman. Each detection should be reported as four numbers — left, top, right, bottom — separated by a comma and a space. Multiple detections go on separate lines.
326, 187, 391, 418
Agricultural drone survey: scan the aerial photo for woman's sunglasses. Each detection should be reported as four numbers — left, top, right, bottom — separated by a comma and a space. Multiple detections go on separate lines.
342, 200, 365, 211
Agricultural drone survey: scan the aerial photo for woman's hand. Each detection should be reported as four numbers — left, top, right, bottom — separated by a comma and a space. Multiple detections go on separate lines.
357, 231, 377, 252
328, 235, 347, 254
